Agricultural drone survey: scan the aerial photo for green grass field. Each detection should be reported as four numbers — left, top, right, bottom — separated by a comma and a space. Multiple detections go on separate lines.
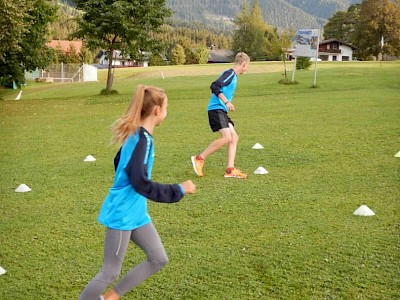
0, 61, 399, 299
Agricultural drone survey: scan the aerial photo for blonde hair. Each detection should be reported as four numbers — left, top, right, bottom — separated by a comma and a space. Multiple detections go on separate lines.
234, 52, 250, 65
111, 85, 166, 144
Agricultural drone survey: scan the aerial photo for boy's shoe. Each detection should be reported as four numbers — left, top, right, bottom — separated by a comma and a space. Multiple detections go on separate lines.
191, 155, 204, 177
224, 168, 248, 179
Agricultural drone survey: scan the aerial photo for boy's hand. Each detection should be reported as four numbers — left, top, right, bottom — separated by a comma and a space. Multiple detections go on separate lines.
227, 102, 235, 111
181, 180, 196, 194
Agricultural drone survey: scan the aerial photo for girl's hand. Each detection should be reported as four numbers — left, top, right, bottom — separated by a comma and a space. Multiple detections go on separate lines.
181, 180, 196, 194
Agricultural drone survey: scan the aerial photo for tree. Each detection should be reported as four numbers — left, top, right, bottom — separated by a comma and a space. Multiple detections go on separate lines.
232, 0, 290, 61
170, 44, 186, 65
232, 0, 268, 60
80, 45, 94, 64
175, 37, 195, 64
0, 0, 57, 86
232, 1, 252, 55
324, 0, 400, 60
0, 0, 31, 61
74, 0, 171, 92
149, 54, 166, 66
194, 46, 210, 64
267, 28, 295, 61
323, 4, 361, 44
50, 2, 78, 39
353, 0, 400, 59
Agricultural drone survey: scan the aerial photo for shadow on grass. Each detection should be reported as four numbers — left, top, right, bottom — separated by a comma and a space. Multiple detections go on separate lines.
278, 79, 299, 85
100, 89, 119, 95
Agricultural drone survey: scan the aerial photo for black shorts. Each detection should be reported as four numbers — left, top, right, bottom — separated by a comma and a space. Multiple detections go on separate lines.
208, 109, 234, 132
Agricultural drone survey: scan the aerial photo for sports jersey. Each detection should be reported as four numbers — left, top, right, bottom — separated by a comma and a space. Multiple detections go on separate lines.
207, 68, 238, 112
98, 127, 184, 230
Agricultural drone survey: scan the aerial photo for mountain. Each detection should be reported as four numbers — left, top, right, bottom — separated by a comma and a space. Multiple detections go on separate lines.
59, 0, 361, 31
166, 0, 362, 31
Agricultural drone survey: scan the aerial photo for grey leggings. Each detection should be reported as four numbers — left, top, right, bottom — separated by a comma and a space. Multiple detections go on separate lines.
78, 222, 168, 300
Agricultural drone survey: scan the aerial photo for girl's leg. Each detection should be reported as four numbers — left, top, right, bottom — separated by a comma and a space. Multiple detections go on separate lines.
112, 222, 169, 297
78, 228, 131, 300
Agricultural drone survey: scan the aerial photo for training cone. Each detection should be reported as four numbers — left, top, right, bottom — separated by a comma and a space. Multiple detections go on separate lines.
254, 167, 268, 174
84, 155, 96, 162
395, 151, 400, 158
15, 90, 22, 100
15, 184, 31, 193
353, 205, 375, 216
0, 266, 6, 276
252, 143, 264, 149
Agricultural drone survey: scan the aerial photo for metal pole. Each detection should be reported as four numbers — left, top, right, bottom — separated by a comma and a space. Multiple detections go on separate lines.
291, 56, 297, 82
312, 29, 320, 87
61, 62, 64, 83
313, 58, 318, 87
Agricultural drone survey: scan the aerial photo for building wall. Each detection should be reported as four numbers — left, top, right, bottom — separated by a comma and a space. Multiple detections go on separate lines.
339, 45, 353, 61
318, 45, 353, 61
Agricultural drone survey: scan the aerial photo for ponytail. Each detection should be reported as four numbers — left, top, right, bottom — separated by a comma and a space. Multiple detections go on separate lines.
111, 85, 166, 144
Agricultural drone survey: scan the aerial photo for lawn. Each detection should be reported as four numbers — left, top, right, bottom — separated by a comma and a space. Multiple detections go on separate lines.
0, 61, 399, 299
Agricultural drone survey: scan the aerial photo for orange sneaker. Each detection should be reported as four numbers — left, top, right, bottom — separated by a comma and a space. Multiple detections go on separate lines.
191, 155, 204, 177
224, 168, 248, 179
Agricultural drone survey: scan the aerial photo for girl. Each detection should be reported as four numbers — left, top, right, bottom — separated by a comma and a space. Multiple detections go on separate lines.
79, 85, 196, 300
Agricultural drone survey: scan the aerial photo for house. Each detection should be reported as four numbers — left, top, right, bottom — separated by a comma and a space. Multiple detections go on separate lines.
95, 50, 147, 68
47, 40, 83, 54
318, 39, 356, 61
208, 49, 234, 63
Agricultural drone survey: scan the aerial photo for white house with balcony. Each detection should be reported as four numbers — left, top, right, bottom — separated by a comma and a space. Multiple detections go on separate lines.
318, 39, 356, 61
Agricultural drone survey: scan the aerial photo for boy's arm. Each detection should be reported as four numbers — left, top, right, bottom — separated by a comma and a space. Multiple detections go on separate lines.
210, 69, 235, 98
218, 93, 230, 105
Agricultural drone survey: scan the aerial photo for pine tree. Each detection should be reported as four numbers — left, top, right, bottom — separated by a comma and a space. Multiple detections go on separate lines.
232, 0, 268, 60
170, 44, 186, 65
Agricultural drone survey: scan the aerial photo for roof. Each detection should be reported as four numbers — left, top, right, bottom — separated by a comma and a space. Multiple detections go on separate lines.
208, 49, 234, 63
319, 39, 356, 49
47, 40, 83, 53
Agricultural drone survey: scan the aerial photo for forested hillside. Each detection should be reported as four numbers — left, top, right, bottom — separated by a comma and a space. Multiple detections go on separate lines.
60, 0, 361, 31
166, 0, 361, 30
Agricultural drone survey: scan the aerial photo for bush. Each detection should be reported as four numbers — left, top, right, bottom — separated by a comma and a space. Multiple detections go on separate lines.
296, 57, 312, 70
149, 54, 167, 66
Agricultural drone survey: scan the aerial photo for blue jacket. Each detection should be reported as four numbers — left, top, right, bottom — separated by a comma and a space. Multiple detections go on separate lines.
98, 127, 184, 230
207, 68, 238, 112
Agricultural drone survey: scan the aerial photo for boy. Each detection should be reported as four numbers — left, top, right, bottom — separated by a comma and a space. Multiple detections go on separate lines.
191, 52, 250, 179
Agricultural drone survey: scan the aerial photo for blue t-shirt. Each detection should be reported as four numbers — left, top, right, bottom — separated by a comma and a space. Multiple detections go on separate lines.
98, 127, 184, 230
207, 68, 238, 112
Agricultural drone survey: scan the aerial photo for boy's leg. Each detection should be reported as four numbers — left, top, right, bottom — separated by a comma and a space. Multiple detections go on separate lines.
192, 128, 232, 176
112, 222, 168, 297
192, 110, 231, 176
200, 127, 232, 159
226, 123, 238, 168
224, 123, 247, 178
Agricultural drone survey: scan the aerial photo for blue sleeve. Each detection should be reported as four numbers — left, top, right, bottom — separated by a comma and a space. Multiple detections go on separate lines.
114, 147, 121, 171
125, 133, 184, 203
210, 69, 235, 96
